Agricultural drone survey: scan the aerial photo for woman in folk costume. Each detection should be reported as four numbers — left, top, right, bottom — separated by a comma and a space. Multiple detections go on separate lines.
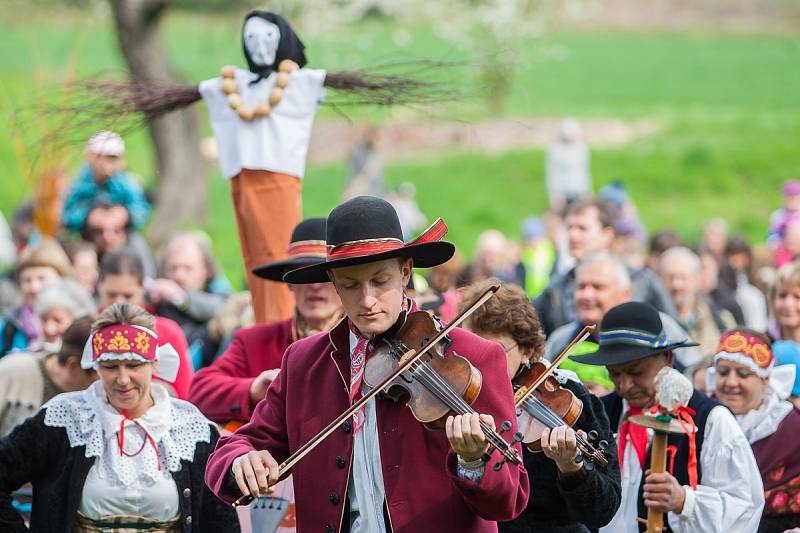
570, 301, 764, 533
205, 196, 528, 533
709, 328, 800, 532
460, 281, 621, 533
0, 302, 239, 532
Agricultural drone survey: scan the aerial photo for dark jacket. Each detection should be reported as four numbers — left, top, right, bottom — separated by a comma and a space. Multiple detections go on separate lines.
500, 377, 621, 533
0, 409, 239, 533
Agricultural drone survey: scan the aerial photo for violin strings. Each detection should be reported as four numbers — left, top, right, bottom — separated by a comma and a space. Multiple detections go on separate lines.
522, 396, 599, 459
408, 360, 517, 462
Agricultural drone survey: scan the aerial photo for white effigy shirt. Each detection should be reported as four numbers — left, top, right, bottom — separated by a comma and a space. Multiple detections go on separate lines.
199, 67, 326, 179
599, 399, 764, 533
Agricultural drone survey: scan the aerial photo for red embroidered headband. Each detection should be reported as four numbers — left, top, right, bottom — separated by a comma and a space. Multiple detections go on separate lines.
80, 324, 180, 382
714, 330, 774, 378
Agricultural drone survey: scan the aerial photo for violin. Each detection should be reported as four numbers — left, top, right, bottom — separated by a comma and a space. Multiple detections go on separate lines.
364, 311, 522, 467
512, 325, 609, 469
233, 284, 519, 507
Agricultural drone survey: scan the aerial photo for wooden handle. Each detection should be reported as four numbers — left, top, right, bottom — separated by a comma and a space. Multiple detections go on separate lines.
647, 432, 669, 533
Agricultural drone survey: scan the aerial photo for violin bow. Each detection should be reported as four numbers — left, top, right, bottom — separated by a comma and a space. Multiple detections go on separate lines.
514, 324, 596, 409
234, 283, 503, 507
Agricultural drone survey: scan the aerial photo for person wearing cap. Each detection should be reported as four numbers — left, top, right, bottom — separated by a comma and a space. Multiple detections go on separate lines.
571, 301, 763, 533
0, 302, 239, 532
205, 196, 528, 533
62, 130, 151, 234
709, 328, 800, 532
768, 179, 800, 254
189, 217, 343, 426
519, 216, 557, 299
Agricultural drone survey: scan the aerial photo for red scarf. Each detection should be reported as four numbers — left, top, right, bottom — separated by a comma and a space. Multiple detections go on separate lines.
618, 406, 648, 469
348, 295, 416, 435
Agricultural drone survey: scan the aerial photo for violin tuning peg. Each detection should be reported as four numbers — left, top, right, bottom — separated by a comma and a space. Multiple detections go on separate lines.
573, 453, 583, 464
512, 431, 524, 444
587, 430, 599, 443
584, 460, 595, 472
598, 440, 608, 451
493, 461, 504, 472
481, 452, 492, 463
501, 420, 512, 433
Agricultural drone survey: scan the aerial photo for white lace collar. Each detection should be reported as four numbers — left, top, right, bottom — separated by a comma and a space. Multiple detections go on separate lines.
736, 390, 794, 444
43, 381, 211, 487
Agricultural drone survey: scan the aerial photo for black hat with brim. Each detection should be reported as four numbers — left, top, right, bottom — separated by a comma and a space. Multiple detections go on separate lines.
253, 217, 327, 282
570, 301, 699, 366
283, 196, 455, 285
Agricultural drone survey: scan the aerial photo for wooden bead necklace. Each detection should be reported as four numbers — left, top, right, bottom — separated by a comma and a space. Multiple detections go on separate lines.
221, 59, 300, 121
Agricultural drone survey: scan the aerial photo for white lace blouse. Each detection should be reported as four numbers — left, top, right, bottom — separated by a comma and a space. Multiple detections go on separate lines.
43, 381, 211, 521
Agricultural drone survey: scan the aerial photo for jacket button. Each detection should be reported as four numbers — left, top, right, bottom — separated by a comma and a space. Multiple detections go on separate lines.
342, 421, 352, 434
329, 491, 340, 505
185, 515, 192, 525
183, 488, 191, 498
325, 524, 335, 533
335, 456, 345, 468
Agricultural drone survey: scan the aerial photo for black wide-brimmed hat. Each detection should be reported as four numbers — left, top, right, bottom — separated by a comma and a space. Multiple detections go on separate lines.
570, 301, 699, 366
283, 196, 455, 285
253, 218, 327, 281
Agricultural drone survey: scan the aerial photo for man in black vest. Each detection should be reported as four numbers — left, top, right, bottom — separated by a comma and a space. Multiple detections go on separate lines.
571, 302, 763, 532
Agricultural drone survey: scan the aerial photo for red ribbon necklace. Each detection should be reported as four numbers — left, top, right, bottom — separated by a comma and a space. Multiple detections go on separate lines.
116, 408, 161, 470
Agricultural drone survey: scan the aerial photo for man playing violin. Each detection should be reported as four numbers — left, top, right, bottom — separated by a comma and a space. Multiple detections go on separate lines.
461, 281, 621, 533
205, 196, 529, 533
572, 301, 763, 533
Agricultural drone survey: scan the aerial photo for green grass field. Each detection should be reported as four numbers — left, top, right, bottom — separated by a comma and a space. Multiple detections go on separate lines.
2, 7, 799, 283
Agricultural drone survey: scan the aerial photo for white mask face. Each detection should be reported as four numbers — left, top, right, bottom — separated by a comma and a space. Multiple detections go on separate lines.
243, 18, 281, 67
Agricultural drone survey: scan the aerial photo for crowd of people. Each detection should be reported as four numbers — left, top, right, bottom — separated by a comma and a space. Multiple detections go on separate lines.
0, 94, 798, 533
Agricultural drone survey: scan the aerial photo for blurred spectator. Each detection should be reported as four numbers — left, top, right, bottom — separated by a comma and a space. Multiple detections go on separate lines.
720, 235, 768, 331
709, 329, 800, 532
611, 234, 646, 270
151, 232, 230, 370
0, 317, 95, 437
600, 181, 645, 244
545, 253, 700, 394
0, 239, 73, 356
701, 217, 728, 262
768, 179, 800, 250
769, 262, 800, 409
0, 210, 14, 271
427, 253, 464, 324
10, 202, 34, 253
31, 278, 95, 354
386, 182, 427, 240
61, 130, 151, 233
519, 216, 557, 299
343, 126, 385, 200
697, 245, 745, 325
65, 241, 99, 303
646, 229, 683, 272
98, 247, 193, 399
534, 200, 676, 335
81, 202, 156, 278
203, 292, 254, 367
545, 118, 592, 212
659, 246, 736, 357
464, 229, 524, 287
775, 217, 800, 268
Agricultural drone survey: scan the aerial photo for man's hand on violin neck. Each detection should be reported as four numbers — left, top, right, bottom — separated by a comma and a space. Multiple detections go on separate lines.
231, 450, 280, 499
541, 426, 584, 473
446, 413, 494, 463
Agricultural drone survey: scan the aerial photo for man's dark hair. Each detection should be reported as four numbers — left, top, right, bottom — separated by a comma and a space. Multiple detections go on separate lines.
57, 316, 94, 366
649, 229, 683, 255
99, 247, 145, 285
566, 199, 617, 230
